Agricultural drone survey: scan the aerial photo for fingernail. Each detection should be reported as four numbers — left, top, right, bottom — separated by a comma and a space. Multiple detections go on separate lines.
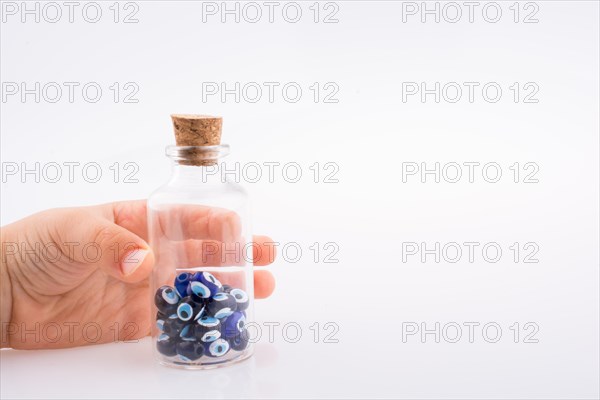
121, 249, 149, 276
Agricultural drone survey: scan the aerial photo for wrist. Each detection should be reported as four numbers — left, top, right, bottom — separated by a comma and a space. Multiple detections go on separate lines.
0, 226, 14, 348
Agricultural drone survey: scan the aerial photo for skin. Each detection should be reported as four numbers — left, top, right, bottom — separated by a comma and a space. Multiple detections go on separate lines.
0, 200, 276, 350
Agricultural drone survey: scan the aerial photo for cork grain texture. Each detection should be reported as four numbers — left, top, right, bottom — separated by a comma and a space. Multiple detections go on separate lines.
171, 114, 222, 146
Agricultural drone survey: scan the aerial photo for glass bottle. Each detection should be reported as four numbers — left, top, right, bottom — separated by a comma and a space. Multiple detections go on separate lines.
147, 143, 254, 369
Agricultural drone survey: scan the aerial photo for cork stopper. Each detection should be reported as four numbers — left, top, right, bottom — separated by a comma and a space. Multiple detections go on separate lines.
171, 114, 222, 166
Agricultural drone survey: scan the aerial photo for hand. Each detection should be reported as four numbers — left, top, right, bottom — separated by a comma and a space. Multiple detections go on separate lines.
0, 200, 276, 349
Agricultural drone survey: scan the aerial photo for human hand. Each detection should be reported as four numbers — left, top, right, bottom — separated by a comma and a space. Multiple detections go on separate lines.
0, 200, 276, 349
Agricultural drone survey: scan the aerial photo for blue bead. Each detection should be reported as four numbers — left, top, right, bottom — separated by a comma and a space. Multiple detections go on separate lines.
162, 313, 185, 336
179, 324, 196, 341
195, 315, 222, 342
154, 285, 180, 314
228, 331, 249, 351
176, 341, 204, 362
187, 280, 212, 302
223, 312, 246, 338
207, 292, 237, 319
174, 272, 193, 298
229, 288, 250, 312
196, 315, 221, 330
204, 338, 230, 357
193, 272, 222, 297
197, 328, 221, 343
156, 333, 177, 356
177, 296, 203, 322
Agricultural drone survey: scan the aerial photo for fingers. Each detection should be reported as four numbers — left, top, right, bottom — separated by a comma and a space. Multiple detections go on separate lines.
253, 236, 276, 298
103, 201, 275, 296
254, 270, 276, 299
157, 206, 242, 242
107, 200, 242, 243
87, 219, 155, 284
252, 235, 277, 266
107, 200, 148, 242
108, 202, 270, 263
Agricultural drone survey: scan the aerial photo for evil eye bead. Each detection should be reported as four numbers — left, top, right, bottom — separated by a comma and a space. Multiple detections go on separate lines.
205, 338, 230, 358
154, 285, 180, 314
229, 331, 249, 351
229, 288, 250, 312
195, 315, 222, 342
179, 324, 196, 341
162, 313, 186, 336
193, 272, 222, 296
156, 333, 177, 357
177, 297, 203, 322
198, 329, 221, 343
199, 271, 223, 290
187, 281, 211, 302
207, 292, 237, 319
174, 272, 193, 298
196, 315, 221, 330
223, 312, 246, 338
176, 341, 204, 362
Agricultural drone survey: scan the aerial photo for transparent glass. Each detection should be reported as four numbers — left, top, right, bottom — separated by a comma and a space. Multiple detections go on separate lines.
147, 145, 254, 369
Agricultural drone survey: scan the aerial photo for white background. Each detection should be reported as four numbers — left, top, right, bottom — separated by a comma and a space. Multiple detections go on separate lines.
1, 1, 599, 398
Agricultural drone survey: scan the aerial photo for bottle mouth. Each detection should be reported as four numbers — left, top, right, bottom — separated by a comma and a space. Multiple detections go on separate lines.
165, 145, 230, 164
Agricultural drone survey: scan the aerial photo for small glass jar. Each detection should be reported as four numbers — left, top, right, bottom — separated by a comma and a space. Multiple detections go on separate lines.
147, 145, 254, 369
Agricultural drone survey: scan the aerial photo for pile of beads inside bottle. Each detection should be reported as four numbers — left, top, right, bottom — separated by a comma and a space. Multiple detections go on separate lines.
154, 271, 250, 362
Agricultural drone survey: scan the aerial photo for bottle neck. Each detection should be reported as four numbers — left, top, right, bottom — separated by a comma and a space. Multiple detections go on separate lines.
165, 144, 230, 185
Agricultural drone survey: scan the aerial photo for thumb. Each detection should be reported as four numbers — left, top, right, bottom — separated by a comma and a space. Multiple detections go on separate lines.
90, 219, 155, 283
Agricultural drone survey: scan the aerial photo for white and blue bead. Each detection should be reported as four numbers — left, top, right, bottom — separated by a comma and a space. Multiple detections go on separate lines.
207, 292, 237, 319
229, 288, 249, 312
193, 272, 222, 296
187, 281, 212, 302
177, 296, 203, 322
154, 285, 180, 314
205, 338, 230, 357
